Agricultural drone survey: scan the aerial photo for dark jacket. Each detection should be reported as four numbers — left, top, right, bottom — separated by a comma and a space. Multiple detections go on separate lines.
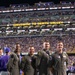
7, 52, 20, 75
37, 50, 49, 75
20, 54, 37, 75
49, 51, 69, 75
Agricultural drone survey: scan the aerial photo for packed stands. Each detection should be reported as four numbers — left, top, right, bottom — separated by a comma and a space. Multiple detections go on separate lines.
0, 2, 75, 37
0, 1, 75, 53
0, 1, 75, 70
0, 35, 75, 53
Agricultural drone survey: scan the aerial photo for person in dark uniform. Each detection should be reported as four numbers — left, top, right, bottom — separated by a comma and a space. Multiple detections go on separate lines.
49, 41, 69, 75
37, 41, 52, 75
7, 52, 20, 75
20, 46, 37, 75
7, 43, 22, 75
14, 43, 23, 75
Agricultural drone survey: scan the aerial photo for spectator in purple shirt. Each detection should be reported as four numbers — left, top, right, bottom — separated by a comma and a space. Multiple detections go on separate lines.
1, 47, 11, 75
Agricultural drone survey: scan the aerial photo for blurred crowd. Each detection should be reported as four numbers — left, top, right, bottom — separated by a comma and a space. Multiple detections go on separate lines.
0, 35, 75, 72
0, 2, 75, 74
0, 9, 75, 25
0, 2, 75, 25
0, 35, 75, 53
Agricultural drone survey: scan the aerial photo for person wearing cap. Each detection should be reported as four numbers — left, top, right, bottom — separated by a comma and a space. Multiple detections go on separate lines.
1, 47, 10, 75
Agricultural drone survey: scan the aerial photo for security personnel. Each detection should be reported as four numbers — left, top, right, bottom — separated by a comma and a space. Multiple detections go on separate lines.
21, 46, 37, 75
37, 41, 52, 75
49, 41, 69, 75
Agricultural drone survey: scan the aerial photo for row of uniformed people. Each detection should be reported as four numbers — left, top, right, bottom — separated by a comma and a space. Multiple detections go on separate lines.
20, 41, 69, 75
0, 41, 69, 75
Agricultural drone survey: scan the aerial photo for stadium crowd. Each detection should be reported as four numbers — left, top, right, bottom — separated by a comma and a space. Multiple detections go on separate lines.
0, 36, 75, 75
0, 35, 75, 52
0, 35, 75, 69
0, 9, 75, 25
0, 1, 75, 75
0, 2, 75, 25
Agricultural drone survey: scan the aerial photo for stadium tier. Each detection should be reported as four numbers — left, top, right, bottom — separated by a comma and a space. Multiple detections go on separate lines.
0, 2, 75, 37
0, 2, 75, 74
0, 1, 75, 54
